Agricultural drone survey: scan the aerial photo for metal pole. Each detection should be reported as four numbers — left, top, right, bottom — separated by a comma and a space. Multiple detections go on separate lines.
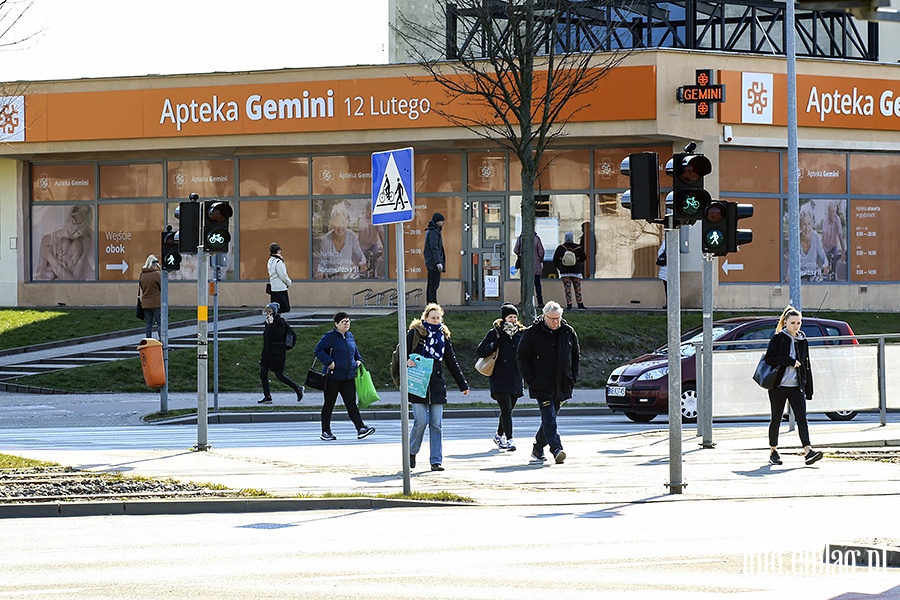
700, 254, 714, 448
786, 0, 801, 311
160, 269, 169, 414
196, 246, 209, 451
878, 336, 886, 427
212, 260, 220, 411
665, 223, 684, 494
397, 222, 411, 495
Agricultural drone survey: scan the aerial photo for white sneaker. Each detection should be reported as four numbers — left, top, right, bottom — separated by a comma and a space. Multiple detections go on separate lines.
493, 434, 504, 448
506, 439, 516, 452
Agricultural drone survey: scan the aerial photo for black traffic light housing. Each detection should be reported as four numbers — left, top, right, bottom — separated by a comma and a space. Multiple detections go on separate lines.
175, 193, 201, 254
726, 202, 754, 252
161, 225, 182, 272
666, 152, 712, 225
702, 200, 728, 256
203, 199, 233, 253
620, 152, 660, 221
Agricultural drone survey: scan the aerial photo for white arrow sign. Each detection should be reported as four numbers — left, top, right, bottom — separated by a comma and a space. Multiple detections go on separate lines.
721, 259, 743, 274
105, 260, 129, 273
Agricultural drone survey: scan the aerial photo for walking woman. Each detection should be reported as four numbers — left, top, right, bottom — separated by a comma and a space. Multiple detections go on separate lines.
406, 303, 469, 471
139, 255, 161, 339
764, 306, 823, 466
476, 303, 525, 451
314, 311, 376, 441
258, 302, 304, 404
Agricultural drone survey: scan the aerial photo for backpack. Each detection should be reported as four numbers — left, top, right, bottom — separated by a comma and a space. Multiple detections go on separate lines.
562, 248, 577, 267
390, 329, 421, 387
284, 323, 297, 350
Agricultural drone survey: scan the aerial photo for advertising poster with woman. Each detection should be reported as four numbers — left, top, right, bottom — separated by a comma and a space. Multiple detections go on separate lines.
32, 204, 96, 281
781, 198, 847, 282
312, 198, 383, 279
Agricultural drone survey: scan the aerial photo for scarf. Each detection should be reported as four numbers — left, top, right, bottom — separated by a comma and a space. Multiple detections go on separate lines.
502, 322, 518, 338
422, 322, 445, 360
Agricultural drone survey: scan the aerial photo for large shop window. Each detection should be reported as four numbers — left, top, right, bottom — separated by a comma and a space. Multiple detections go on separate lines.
719, 150, 780, 193
511, 149, 590, 191
240, 200, 310, 282
32, 164, 95, 201
594, 193, 662, 280
166, 160, 234, 199
311, 155, 371, 196
467, 152, 507, 192
416, 153, 462, 193
508, 194, 590, 279
239, 158, 309, 197
100, 164, 163, 199
388, 198, 462, 280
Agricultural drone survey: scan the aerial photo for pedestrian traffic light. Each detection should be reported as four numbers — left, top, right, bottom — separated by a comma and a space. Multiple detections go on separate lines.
203, 199, 232, 253
702, 200, 728, 256
175, 193, 201, 254
161, 226, 182, 272
620, 152, 660, 221
726, 202, 754, 253
666, 152, 712, 225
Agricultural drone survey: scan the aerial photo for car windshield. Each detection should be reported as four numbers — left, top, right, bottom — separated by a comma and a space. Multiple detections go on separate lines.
656, 323, 741, 358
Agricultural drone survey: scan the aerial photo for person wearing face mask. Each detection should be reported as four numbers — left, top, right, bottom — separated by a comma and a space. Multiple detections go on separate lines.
763, 306, 823, 467
423, 212, 446, 304
476, 303, 525, 452
258, 302, 304, 405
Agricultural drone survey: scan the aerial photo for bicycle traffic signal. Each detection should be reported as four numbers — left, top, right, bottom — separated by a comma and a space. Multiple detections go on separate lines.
619, 152, 660, 222
666, 152, 712, 225
726, 202, 754, 253
175, 193, 201, 254
161, 226, 182, 272
203, 200, 233, 253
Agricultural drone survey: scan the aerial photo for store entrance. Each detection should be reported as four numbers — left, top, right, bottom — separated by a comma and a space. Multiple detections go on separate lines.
465, 197, 505, 305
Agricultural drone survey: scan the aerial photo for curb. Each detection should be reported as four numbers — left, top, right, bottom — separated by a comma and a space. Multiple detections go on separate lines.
0, 496, 466, 520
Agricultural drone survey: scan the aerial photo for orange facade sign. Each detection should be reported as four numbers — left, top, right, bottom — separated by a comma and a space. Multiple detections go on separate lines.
719, 70, 900, 131
21, 66, 656, 144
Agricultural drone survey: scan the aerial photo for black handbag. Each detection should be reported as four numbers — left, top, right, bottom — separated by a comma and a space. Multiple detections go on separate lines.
135, 297, 145, 320
656, 254, 666, 267
304, 348, 331, 390
752, 355, 780, 390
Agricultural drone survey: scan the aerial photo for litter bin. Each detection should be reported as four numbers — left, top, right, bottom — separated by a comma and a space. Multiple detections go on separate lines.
137, 338, 166, 388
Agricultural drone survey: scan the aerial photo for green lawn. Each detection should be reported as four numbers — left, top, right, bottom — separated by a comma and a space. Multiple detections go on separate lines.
1, 307, 898, 394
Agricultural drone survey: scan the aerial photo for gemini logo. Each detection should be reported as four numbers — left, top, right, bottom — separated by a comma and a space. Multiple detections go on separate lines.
741, 73, 773, 125
0, 96, 25, 142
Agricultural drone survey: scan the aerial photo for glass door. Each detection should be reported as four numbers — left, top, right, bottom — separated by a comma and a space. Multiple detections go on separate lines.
465, 197, 505, 305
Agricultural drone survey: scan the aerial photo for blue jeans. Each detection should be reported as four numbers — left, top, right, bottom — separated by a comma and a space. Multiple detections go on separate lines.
535, 399, 562, 454
410, 403, 443, 466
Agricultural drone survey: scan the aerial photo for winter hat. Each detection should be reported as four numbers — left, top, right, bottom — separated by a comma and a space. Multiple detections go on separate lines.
564, 231, 575, 243
501, 303, 518, 319
265, 302, 280, 314
432, 212, 445, 223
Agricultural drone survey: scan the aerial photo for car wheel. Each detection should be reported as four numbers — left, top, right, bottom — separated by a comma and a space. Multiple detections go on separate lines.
681, 385, 698, 423
624, 412, 656, 423
825, 410, 858, 421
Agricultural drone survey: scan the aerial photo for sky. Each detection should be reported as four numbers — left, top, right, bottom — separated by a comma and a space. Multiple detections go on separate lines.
0, 0, 389, 82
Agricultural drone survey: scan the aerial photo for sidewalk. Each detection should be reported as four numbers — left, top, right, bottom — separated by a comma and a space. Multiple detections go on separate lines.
3, 406, 899, 517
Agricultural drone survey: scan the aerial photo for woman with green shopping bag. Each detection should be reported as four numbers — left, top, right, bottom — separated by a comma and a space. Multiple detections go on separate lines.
313, 311, 376, 441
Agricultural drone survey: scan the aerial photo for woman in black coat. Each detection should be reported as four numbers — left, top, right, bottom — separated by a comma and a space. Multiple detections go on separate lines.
258, 302, 304, 404
476, 303, 525, 451
763, 306, 823, 467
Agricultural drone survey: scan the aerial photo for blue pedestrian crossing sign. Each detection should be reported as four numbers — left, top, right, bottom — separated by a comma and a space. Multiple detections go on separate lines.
372, 147, 414, 224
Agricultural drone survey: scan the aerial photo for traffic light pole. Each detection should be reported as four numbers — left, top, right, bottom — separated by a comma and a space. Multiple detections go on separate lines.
196, 246, 209, 451
160, 270, 169, 414
664, 222, 685, 495
698, 254, 715, 448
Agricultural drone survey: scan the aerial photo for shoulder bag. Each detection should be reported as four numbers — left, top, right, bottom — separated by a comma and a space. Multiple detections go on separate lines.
752, 355, 780, 390
304, 345, 331, 390
475, 347, 499, 376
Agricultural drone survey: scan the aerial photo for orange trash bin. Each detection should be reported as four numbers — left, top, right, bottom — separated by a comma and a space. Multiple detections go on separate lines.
137, 338, 166, 388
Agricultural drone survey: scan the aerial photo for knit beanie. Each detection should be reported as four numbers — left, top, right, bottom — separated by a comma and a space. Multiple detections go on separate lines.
265, 302, 280, 314
432, 212, 445, 223
501, 303, 518, 320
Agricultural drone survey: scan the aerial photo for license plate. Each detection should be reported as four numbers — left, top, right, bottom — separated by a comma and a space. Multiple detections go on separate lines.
607, 386, 626, 397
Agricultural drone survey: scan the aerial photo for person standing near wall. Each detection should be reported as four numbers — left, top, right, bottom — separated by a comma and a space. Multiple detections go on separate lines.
424, 212, 446, 304
514, 233, 545, 306
553, 232, 587, 309
267, 243, 292, 314
139, 255, 161, 339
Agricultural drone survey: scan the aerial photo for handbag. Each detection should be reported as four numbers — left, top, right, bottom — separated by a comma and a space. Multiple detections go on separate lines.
752, 355, 780, 390
656, 254, 666, 267
355, 364, 381, 408
475, 348, 499, 376
265, 283, 272, 295
135, 297, 145, 320
304, 347, 331, 391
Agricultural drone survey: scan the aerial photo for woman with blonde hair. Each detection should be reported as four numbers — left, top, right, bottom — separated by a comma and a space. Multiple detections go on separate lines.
763, 306, 823, 466
405, 303, 469, 471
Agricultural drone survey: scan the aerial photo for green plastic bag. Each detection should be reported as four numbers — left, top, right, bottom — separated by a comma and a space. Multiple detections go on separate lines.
355, 364, 381, 408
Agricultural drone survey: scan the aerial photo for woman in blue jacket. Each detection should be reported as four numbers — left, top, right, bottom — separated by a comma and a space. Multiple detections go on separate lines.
314, 311, 376, 441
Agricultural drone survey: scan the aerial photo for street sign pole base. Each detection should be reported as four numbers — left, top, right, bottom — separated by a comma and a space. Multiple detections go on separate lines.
665, 481, 688, 495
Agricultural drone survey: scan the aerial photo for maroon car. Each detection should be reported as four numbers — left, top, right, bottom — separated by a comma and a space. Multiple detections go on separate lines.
605, 316, 858, 423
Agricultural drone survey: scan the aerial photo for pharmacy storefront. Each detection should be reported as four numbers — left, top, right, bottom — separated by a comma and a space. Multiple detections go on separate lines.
2, 50, 900, 310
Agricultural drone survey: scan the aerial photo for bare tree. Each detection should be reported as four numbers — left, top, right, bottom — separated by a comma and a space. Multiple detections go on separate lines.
395, 0, 633, 318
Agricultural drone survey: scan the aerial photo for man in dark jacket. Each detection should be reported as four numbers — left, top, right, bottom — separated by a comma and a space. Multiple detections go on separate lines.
516, 301, 580, 464
423, 212, 446, 304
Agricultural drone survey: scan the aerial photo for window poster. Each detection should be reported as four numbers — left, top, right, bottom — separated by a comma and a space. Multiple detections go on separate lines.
32, 204, 96, 281
780, 199, 848, 282
312, 198, 383, 279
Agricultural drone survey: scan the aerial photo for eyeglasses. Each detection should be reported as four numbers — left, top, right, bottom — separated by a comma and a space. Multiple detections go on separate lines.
339, 318, 351, 324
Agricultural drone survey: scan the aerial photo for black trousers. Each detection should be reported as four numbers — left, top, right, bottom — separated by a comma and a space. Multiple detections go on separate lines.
426, 268, 441, 304
767, 386, 811, 447
321, 377, 365, 434
494, 393, 518, 439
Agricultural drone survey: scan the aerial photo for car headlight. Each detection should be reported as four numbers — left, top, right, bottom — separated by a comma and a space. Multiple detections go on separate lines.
637, 366, 669, 381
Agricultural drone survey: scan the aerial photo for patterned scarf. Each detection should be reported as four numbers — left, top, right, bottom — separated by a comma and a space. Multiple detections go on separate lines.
422, 322, 445, 360
502, 322, 518, 338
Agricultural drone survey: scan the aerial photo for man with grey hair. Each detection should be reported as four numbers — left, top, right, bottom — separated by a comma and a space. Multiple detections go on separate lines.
516, 301, 580, 464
